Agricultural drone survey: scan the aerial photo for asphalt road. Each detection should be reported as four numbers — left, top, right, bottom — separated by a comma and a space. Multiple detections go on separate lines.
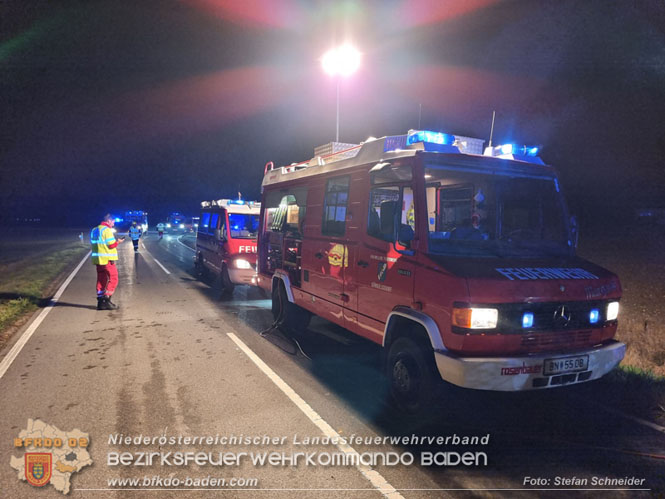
0, 233, 662, 498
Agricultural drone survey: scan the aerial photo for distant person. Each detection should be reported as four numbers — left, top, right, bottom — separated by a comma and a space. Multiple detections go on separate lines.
128, 221, 142, 252
156, 222, 165, 240
90, 213, 125, 310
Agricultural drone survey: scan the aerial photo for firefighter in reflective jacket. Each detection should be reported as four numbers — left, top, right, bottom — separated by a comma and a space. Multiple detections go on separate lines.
156, 222, 165, 240
91, 213, 125, 310
128, 221, 142, 252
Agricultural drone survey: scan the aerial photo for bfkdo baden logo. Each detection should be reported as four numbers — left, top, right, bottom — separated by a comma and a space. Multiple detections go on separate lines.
25, 452, 52, 487
10, 419, 93, 494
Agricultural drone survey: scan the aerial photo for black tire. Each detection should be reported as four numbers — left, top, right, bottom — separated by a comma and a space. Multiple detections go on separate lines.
271, 281, 311, 333
218, 266, 235, 299
194, 255, 206, 279
386, 336, 437, 414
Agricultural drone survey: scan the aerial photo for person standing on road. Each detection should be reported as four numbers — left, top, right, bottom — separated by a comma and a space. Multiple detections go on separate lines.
128, 221, 142, 252
157, 222, 165, 240
91, 213, 125, 310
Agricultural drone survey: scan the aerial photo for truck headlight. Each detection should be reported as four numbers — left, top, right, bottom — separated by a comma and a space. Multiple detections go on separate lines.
180, 224, 185, 229
234, 259, 251, 269
166, 223, 171, 228
452, 307, 498, 329
606, 301, 619, 321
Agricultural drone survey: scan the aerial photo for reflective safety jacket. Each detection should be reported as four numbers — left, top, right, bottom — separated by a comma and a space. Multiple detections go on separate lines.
157, 223, 165, 232
129, 225, 142, 240
91, 222, 118, 265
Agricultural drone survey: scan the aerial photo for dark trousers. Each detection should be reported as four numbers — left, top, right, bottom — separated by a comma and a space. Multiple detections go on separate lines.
132, 239, 139, 251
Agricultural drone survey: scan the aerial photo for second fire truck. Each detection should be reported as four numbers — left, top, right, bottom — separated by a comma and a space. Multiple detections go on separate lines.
195, 199, 260, 296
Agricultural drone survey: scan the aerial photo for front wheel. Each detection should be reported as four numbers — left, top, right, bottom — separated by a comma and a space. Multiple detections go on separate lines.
194, 255, 206, 279
386, 337, 437, 414
218, 266, 235, 299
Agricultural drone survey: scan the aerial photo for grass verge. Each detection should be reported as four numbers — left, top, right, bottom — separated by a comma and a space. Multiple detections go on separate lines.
0, 243, 88, 342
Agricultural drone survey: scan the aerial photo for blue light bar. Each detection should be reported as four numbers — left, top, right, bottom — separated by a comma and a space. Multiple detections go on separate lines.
522, 312, 534, 328
589, 309, 600, 324
496, 144, 539, 157
231, 200, 245, 205
406, 130, 455, 146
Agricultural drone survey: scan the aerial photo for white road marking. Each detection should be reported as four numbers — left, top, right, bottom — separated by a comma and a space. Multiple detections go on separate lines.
0, 251, 91, 381
151, 256, 171, 275
593, 402, 665, 434
226, 332, 404, 499
176, 235, 196, 252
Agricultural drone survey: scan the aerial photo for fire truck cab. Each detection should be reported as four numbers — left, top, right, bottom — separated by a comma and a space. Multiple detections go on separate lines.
257, 130, 625, 411
125, 210, 149, 233
195, 199, 260, 296
166, 212, 187, 233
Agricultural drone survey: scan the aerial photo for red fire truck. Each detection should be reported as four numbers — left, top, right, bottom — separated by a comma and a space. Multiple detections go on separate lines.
257, 130, 625, 411
195, 199, 260, 296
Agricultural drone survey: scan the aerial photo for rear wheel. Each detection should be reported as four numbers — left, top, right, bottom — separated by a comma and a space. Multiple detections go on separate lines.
271, 281, 311, 333
386, 337, 437, 414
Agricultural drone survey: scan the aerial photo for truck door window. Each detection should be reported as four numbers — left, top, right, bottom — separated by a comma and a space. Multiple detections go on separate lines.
368, 186, 399, 241
265, 187, 308, 236
367, 186, 414, 244
322, 176, 350, 236
200, 212, 211, 233
210, 213, 219, 236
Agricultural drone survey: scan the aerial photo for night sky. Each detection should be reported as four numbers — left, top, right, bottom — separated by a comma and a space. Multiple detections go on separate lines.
2, 0, 664, 226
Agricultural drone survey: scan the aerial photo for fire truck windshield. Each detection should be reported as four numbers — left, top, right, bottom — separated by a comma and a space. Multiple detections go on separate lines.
228, 214, 259, 239
425, 164, 572, 258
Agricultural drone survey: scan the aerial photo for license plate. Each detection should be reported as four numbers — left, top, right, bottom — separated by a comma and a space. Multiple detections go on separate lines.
543, 355, 589, 376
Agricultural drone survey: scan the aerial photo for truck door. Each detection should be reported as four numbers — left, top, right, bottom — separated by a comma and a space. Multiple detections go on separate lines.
215, 209, 228, 271
354, 166, 417, 340
301, 176, 350, 321
199, 211, 213, 271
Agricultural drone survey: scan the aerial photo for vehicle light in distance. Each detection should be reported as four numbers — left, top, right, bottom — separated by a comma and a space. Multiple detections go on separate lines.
452, 307, 498, 329
166, 223, 171, 228
180, 224, 185, 229
234, 259, 252, 269
606, 302, 619, 321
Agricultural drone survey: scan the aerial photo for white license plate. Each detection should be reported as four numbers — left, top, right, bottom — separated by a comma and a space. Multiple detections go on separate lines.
543, 355, 589, 376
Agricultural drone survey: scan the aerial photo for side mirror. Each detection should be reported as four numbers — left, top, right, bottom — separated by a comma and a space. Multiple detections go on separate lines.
570, 215, 579, 248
